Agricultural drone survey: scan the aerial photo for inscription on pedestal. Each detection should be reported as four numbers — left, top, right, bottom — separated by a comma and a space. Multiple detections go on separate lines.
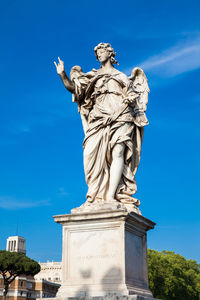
66, 227, 123, 283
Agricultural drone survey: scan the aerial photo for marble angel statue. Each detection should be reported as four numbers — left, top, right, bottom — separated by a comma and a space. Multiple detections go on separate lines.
54, 43, 150, 214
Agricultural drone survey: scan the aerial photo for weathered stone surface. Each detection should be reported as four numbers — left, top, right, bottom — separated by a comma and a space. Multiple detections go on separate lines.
54, 294, 158, 300
51, 43, 158, 300
54, 209, 156, 299
54, 43, 150, 210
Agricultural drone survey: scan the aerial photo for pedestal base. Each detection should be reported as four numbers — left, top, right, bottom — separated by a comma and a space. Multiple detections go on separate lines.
56, 295, 158, 300
54, 209, 156, 299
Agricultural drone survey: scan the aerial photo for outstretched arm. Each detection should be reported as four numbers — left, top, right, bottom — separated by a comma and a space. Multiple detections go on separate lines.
54, 57, 75, 93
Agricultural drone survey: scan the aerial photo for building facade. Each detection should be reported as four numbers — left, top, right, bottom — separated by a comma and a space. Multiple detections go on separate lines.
34, 262, 62, 284
0, 275, 60, 300
6, 236, 26, 255
0, 236, 61, 300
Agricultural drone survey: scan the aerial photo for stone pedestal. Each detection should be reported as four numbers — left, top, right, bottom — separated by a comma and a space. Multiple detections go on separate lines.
53, 209, 157, 300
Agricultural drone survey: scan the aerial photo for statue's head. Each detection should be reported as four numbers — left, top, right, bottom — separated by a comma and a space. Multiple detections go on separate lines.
94, 43, 118, 65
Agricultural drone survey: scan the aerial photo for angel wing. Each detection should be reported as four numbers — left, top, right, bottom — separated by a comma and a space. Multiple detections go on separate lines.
129, 68, 150, 176
129, 67, 150, 112
70, 65, 85, 89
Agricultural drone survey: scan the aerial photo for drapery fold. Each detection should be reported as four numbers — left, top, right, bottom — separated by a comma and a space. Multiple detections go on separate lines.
71, 69, 147, 206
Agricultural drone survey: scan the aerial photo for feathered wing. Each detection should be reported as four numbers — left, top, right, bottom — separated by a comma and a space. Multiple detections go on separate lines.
129, 67, 150, 176
129, 67, 150, 113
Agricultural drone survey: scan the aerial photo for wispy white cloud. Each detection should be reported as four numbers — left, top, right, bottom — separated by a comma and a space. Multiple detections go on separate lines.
0, 92, 77, 148
58, 187, 69, 198
9, 125, 31, 134
0, 196, 51, 210
139, 37, 200, 77
18, 126, 31, 133
192, 95, 200, 104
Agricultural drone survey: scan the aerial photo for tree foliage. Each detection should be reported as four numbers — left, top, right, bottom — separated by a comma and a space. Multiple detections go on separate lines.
148, 249, 200, 300
0, 250, 40, 296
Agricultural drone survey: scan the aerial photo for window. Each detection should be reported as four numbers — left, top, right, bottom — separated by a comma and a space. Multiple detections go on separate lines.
26, 282, 32, 289
27, 292, 32, 298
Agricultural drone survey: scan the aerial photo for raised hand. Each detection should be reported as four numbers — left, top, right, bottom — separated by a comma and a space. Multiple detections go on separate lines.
54, 57, 65, 74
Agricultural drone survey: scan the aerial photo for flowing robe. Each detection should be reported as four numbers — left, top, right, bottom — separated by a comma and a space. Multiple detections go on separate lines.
72, 69, 148, 206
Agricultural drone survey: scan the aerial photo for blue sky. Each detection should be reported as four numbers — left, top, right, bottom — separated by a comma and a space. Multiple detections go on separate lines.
0, 0, 200, 263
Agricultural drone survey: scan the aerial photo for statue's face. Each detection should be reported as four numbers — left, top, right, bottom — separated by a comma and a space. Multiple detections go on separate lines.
97, 48, 110, 63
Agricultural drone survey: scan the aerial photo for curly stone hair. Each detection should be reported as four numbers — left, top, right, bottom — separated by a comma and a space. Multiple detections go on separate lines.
94, 42, 119, 65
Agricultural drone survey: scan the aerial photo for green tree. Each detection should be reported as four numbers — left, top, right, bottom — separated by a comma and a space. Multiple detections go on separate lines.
148, 249, 200, 300
0, 250, 40, 298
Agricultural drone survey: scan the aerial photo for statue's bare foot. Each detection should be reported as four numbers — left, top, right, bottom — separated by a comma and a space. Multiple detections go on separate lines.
78, 198, 93, 209
86, 196, 93, 203
106, 196, 118, 203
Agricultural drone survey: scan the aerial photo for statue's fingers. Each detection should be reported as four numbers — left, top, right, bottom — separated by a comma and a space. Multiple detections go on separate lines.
58, 57, 62, 63
54, 61, 58, 67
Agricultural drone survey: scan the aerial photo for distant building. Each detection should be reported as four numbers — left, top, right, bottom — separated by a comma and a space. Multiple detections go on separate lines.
0, 275, 60, 300
0, 236, 61, 300
34, 262, 62, 284
6, 236, 26, 254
